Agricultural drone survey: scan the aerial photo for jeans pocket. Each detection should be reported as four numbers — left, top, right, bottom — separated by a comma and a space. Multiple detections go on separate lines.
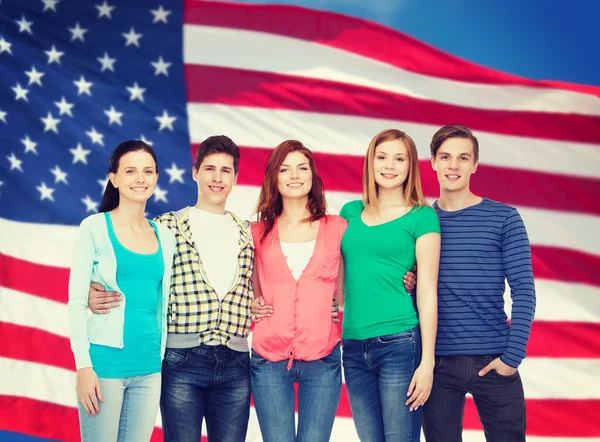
237, 351, 251, 370
491, 368, 519, 379
250, 350, 269, 367
377, 330, 413, 344
434, 355, 443, 370
163, 348, 190, 370
319, 343, 341, 366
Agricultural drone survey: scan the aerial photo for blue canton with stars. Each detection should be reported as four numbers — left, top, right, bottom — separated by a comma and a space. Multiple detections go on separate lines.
0, 0, 195, 225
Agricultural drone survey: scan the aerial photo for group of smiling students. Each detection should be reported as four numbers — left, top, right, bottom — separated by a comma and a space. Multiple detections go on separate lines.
68, 124, 536, 442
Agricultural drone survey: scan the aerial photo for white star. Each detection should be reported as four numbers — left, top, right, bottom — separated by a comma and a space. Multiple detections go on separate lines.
70, 143, 91, 164
37, 182, 55, 201
95, 1, 115, 19
42, 0, 59, 12
86, 127, 104, 146
122, 27, 142, 47
41, 112, 61, 133
21, 136, 38, 154
16, 15, 33, 34
153, 185, 168, 203
140, 134, 153, 146
25, 66, 44, 86
0, 37, 12, 55
50, 165, 68, 184
126, 82, 146, 102
150, 5, 172, 24
73, 75, 93, 96
155, 110, 176, 131
54, 96, 74, 117
45, 45, 64, 65
7, 153, 23, 172
165, 163, 185, 184
98, 176, 109, 192
97, 52, 116, 72
104, 106, 123, 125
12, 83, 29, 101
151, 56, 171, 76
81, 195, 99, 212
0, 110, 7, 124
68, 22, 88, 42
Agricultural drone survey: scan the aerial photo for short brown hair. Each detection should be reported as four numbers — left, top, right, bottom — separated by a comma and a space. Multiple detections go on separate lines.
194, 135, 240, 173
254, 140, 327, 242
363, 129, 428, 209
430, 125, 479, 162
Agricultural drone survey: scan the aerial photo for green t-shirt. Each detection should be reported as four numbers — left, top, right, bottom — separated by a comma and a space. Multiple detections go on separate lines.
340, 200, 441, 340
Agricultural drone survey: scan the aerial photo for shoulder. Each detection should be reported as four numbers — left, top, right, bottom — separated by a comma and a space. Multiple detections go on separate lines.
339, 200, 363, 220
155, 222, 175, 243
480, 199, 521, 223
323, 214, 348, 232
251, 220, 266, 236
226, 210, 251, 232
78, 213, 105, 231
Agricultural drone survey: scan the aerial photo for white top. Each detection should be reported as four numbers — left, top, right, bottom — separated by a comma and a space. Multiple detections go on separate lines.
280, 240, 316, 281
188, 207, 240, 301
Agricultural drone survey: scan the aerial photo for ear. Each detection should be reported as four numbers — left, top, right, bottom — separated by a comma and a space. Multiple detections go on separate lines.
192, 167, 198, 183
233, 171, 239, 186
108, 172, 117, 189
431, 157, 436, 171
472, 161, 479, 174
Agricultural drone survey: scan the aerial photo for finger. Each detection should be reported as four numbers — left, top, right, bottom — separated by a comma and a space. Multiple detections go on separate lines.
478, 363, 493, 377
254, 313, 270, 320
96, 381, 104, 403
79, 395, 90, 415
90, 392, 100, 415
412, 265, 417, 272
410, 392, 427, 411
405, 388, 421, 406
332, 317, 340, 323
91, 282, 105, 291
407, 376, 417, 397
83, 395, 93, 415
258, 296, 265, 306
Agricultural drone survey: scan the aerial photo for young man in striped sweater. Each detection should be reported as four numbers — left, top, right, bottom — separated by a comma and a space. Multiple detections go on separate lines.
422, 125, 536, 442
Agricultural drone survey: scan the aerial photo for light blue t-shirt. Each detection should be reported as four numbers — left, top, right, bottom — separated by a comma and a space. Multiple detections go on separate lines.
90, 212, 164, 378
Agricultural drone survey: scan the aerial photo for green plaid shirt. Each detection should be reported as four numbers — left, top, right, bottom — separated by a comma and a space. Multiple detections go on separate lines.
154, 207, 254, 344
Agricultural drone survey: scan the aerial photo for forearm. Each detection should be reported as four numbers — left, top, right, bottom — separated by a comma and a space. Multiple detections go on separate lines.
502, 287, 536, 367
416, 291, 437, 367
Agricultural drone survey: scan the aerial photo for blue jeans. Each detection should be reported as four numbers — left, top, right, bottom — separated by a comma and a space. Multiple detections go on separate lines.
77, 372, 161, 442
422, 355, 526, 442
160, 344, 251, 442
342, 327, 422, 442
250, 343, 342, 442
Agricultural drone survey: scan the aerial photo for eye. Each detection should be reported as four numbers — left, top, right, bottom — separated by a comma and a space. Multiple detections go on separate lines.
440, 155, 448, 160
460, 156, 468, 161
396, 157, 405, 162
376, 155, 385, 160
145, 170, 154, 174
279, 168, 288, 173
300, 166, 309, 171
126, 170, 135, 174
223, 169, 231, 174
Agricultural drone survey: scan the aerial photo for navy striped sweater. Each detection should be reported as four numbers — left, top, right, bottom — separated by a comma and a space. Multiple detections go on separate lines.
433, 198, 536, 368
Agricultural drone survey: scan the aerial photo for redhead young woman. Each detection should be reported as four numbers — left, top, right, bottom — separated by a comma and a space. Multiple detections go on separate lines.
68, 140, 175, 442
249, 140, 346, 442
340, 129, 441, 442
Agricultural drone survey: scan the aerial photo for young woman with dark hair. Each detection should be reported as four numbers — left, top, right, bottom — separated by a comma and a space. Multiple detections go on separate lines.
249, 140, 346, 442
68, 140, 175, 442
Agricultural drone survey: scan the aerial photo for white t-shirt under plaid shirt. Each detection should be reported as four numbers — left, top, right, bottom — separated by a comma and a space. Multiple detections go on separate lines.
188, 207, 240, 301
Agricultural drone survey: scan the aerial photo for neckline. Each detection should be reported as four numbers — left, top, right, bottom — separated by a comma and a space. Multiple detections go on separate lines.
105, 212, 160, 256
273, 216, 324, 282
434, 197, 486, 214
359, 204, 419, 227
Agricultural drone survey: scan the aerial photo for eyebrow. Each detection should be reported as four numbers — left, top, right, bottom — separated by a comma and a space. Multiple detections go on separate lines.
203, 164, 233, 170
280, 162, 309, 167
375, 151, 406, 156
438, 151, 472, 156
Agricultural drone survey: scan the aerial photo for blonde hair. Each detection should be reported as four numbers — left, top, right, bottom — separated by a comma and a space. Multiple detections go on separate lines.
362, 129, 428, 209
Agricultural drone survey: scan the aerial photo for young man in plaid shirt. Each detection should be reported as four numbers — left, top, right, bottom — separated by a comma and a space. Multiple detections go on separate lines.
89, 136, 254, 442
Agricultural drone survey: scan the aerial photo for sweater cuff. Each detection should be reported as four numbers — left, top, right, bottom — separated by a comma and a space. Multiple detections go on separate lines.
500, 353, 521, 369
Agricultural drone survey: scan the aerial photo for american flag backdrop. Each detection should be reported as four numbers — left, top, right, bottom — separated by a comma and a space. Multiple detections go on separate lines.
1, 0, 599, 441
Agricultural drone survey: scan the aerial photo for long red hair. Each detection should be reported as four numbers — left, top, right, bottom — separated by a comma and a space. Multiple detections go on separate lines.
254, 140, 327, 242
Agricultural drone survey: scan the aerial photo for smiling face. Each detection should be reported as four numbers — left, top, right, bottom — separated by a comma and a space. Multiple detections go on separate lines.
192, 152, 238, 213
372, 139, 410, 192
431, 137, 478, 193
109, 150, 158, 204
277, 151, 313, 200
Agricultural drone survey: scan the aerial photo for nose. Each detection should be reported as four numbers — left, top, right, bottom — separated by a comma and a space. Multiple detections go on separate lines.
213, 170, 223, 183
135, 173, 144, 183
385, 157, 395, 169
449, 158, 459, 170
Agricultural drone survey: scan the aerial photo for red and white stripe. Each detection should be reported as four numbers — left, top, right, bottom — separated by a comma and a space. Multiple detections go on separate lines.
2, 0, 600, 440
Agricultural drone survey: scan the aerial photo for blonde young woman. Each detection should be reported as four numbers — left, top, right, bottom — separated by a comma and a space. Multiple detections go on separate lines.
340, 129, 441, 441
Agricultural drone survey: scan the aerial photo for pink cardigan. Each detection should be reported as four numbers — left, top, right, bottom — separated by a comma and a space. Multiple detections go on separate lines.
251, 215, 347, 368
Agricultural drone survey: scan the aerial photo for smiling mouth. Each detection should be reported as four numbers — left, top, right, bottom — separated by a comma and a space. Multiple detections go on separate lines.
445, 174, 461, 180
287, 183, 303, 188
208, 185, 225, 193
130, 187, 148, 192
380, 173, 397, 179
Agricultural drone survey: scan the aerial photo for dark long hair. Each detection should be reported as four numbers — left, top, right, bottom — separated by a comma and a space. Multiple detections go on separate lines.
254, 140, 327, 242
98, 140, 158, 213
